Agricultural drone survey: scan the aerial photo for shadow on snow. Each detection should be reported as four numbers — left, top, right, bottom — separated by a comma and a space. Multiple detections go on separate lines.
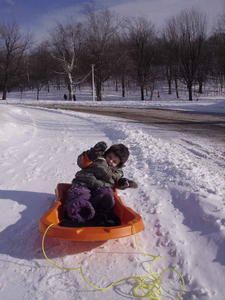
0, 189, 105, 260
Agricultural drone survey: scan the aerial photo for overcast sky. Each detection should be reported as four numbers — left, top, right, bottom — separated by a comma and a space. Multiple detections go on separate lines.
0, 0, 224, 41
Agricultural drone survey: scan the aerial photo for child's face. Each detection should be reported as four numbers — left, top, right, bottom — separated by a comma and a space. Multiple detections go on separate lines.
105, 152, 120, 167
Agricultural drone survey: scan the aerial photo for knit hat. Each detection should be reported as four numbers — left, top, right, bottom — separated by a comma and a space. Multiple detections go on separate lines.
104, 144, 130, 167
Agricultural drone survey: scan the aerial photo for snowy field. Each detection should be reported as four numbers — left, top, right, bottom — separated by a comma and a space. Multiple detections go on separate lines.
0, 102, 225, 300
6, 86, 225, 114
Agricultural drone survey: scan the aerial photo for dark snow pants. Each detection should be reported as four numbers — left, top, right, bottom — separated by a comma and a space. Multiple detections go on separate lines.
65, 184, 115, 223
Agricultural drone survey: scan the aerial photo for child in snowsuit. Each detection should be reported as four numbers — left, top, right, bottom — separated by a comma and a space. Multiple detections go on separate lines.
64, 141, 137, 226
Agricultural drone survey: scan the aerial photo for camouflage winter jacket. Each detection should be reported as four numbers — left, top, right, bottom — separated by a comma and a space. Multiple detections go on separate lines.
72, 152, 123, 189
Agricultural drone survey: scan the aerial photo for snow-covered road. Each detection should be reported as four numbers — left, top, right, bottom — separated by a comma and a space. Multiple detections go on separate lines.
0, 104, 225, 300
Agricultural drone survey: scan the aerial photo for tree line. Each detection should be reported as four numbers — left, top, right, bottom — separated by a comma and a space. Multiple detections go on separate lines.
1, 7, 225, 101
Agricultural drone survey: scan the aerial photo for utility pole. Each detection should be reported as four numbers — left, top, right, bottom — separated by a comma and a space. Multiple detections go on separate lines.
91, 64, 95, 101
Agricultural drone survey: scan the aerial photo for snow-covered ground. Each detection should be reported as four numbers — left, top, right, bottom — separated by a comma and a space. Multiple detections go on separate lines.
0, 102, 225, 300
6, 86, 225, 114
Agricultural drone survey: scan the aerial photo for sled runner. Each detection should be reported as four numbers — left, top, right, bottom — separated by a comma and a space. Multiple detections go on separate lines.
39, 183, 144, 241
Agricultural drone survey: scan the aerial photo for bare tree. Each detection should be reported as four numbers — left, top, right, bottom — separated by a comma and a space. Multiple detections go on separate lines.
0, 22, 30, 100
209, 11, 225, 92
195, 43, 211, 94
84, 7, 119, 101
215, 10, 225, 35
29, 42, 55, 100
167, 9, 207, 100
50, 21, 84, 100
210, 33, 225, 92
125, 17, 157, 100
161, 22, 180, 97
109, 31, 131, 98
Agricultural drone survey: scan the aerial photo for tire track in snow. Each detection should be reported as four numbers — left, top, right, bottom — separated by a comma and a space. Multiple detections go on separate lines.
98, 123, 186, 299
94, 117, 225, 299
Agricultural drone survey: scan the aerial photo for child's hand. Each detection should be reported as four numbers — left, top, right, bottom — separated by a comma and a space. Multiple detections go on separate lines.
116, 178, 138, 190
87, 141, 108, 161
93, 141, 107, 153
127, 179, 138, 188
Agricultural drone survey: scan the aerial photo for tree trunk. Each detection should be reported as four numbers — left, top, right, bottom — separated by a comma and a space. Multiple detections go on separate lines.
198, 81, 203, 94
187, 83, 193, 101
121, 75, 125, 98
174, 77, 179, 99
20, 87, 24, 100
166, 66, 172, 94
37, 87, 40, 100
96, 80, 102, 101
141, 85, 144, 100
67, 72, 75, 101
150, 88, 154, 100
168, 78, 172, 94
2, 74, 8, 100
115, 79, 118, 92
2, 88, 7, 100
219, 76, 223, 94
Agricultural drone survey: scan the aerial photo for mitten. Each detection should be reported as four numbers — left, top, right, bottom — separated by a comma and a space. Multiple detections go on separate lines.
116, 178, 138, 190
87, 141, 108, 161
127, 179, 138, 188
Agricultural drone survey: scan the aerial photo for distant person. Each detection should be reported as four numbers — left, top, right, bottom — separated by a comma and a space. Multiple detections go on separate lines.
72, 94, 76, 101
157, 90, 160, 98
63, 141, 137, 226
64, 94, 67, 100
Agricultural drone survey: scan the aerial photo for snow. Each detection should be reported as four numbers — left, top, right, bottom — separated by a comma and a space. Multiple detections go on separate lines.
6, 87, 225, 114
0, 101, 225, 300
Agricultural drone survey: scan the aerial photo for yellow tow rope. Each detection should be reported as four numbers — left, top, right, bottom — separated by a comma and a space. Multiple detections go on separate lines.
41, 223, 185, 299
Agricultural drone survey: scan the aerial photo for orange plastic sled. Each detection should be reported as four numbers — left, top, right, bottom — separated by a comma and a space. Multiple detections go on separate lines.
39, 183, 144, 241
